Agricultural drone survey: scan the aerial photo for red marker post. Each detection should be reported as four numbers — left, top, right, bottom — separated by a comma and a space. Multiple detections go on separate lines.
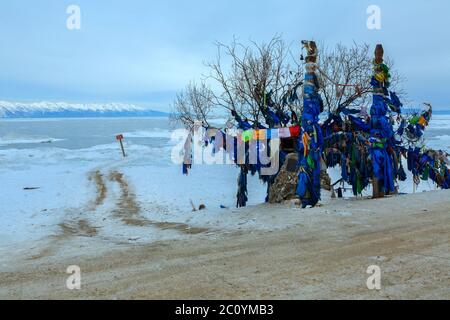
116, 134, 126, 157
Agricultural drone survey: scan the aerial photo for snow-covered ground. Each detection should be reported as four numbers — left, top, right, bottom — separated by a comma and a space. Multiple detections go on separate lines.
0, 139, 268, 250
0, 115, 449, 255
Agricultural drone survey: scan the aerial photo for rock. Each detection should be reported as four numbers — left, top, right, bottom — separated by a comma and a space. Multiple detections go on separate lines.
269, 153, 300, 203
320, 170, 332, 191
268, 153, 333, 204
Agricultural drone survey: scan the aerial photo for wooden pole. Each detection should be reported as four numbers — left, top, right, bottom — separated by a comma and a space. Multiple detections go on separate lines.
370, 44, 387, 199
116, 134, 126, 157
372, 178, 381, 198
119, 139, 126, 157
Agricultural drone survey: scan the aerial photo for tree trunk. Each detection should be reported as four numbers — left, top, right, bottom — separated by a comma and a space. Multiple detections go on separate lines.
372, 177, 384, 198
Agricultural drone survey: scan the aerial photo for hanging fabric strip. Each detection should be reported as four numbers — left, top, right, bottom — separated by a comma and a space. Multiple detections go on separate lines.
289, 125, 301, 137
279, 127, 291, 138
302, 132, 310, 157
269, 129, 279, 139
242, 129, 253, 142
253, 129, 267, 140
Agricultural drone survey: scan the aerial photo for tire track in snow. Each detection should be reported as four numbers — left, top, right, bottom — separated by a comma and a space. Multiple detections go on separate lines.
28, 167, 209, 260
106, 170, 208, 234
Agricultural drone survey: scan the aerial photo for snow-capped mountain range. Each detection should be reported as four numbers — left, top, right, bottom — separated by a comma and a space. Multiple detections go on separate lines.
0, 101, 169, 118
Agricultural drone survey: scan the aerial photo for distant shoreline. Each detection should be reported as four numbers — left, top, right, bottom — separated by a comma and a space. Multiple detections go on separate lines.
0, 116, 170, 121
432, 110, 450, 115
1, 110, 449, 120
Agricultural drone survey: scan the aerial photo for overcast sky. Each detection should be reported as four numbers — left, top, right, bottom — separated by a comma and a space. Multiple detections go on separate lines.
0, 0, 449, 111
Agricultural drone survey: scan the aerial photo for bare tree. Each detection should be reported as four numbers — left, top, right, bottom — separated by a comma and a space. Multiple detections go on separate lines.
171, 81, 215, 130
171, 37, 404, 128
172, 36, 303, 128
318, 42, 405, 114
208, 36, 303, 123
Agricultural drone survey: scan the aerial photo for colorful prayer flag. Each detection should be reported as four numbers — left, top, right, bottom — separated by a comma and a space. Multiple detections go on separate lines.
289, 125, 301, 137
279, 127, 291, 138
242, 129, 253, 142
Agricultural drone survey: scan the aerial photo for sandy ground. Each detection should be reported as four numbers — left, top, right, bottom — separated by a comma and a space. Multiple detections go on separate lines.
0, 190, 449, 300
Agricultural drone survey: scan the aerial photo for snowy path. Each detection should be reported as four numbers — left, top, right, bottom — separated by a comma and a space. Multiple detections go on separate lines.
1, 190, 449, 299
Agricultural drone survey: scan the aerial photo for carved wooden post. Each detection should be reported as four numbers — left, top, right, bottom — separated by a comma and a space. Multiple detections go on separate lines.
370, 44, 390, 199
296, 40, 324, 207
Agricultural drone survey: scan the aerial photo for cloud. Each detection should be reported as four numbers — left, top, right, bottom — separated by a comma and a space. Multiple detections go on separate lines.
0, 0, 449, 108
